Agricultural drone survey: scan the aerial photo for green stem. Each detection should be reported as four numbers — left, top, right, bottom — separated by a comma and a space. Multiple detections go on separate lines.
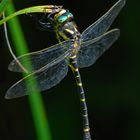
5, 2, 52, 140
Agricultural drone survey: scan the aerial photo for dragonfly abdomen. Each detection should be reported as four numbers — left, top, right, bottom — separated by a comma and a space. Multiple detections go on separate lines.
69, 56, 91, 140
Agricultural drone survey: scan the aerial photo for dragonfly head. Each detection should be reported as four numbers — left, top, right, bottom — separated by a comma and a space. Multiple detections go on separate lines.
38, 9, 74, 31
37, 8, 80, 40
53, 9, 74, 25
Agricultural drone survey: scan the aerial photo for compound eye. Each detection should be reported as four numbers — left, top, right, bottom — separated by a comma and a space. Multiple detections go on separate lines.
57, 15, 68, 23
57, 12, 74, 24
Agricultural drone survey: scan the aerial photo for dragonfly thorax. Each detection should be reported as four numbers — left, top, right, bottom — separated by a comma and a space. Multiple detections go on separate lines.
58, 21, 81, 40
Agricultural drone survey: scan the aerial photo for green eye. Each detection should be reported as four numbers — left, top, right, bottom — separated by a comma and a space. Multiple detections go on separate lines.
57, 12, 74, 23
58, 15, 67, 23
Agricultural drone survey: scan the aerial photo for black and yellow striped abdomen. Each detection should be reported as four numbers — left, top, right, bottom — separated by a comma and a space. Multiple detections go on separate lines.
69, 55, 91, 140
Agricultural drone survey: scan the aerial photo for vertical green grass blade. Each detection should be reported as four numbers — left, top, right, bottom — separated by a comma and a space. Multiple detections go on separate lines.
6, 2, 51, 140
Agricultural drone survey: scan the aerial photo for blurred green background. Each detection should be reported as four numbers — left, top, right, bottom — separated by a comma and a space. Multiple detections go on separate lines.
0, 0, 140, 140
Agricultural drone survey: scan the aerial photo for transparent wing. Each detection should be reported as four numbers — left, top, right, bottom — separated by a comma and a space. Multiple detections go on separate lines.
81, 0, 125, 41
77, 29, 120, 68
8, 40, 73, 73
5, 57, 69, 99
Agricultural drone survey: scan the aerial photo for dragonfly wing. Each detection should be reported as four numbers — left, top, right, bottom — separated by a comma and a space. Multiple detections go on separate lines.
77, 29, 120, 68
8, 40, 73, 73
81, 0, 125, 41
5, 55, 69, 99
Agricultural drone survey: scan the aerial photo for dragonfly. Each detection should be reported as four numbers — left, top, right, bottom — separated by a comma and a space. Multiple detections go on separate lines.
5, 0, 125, 140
